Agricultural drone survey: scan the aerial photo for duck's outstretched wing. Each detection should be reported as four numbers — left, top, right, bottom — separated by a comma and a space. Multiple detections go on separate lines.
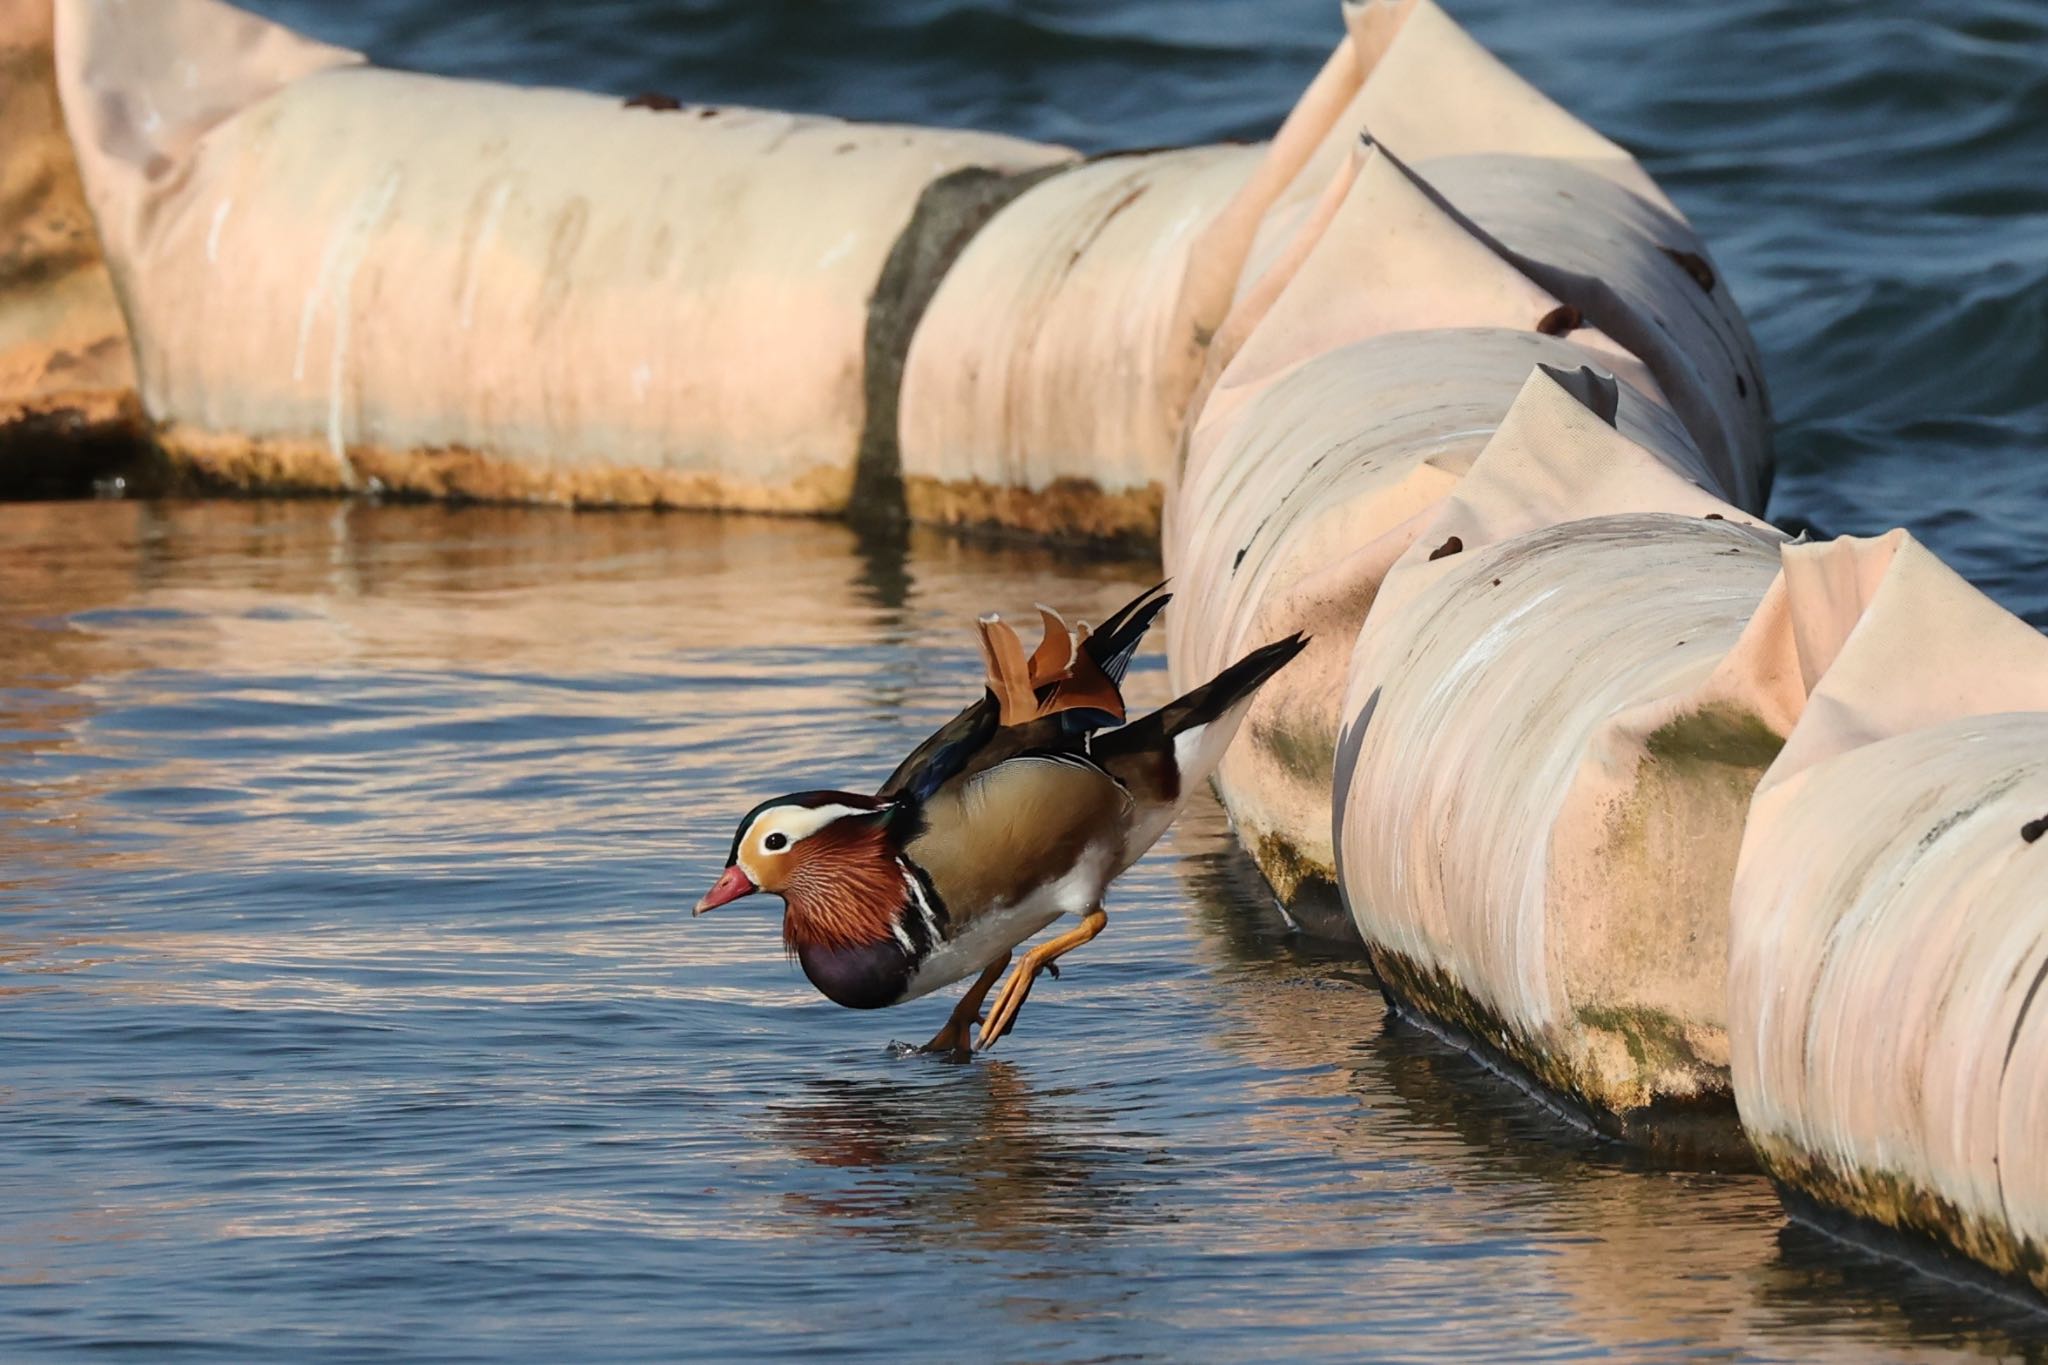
876, 692, 1001, 806
876, 582, 1171, 806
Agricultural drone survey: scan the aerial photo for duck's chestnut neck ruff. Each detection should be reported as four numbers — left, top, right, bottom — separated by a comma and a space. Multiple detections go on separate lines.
778, 809, 908, 954
706, 788, 931, 947
702, 790, 945, 1010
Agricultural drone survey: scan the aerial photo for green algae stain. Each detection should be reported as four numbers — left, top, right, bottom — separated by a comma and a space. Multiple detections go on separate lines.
1574, 1004, 1694, 1075
1754, 1135, 2048, 1298
1368, 947, 1749, 1165
1254, 717, 1338, 787
1252, 829, 1335, 904
1644, 703, 1786, 770
1573, 705, 1784, 1114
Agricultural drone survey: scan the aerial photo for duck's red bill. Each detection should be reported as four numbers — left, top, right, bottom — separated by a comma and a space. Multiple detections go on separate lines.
694, 865, 757, 914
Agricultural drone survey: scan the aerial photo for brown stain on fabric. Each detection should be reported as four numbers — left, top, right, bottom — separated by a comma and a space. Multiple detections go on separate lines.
1659, 246, 1717, 292
0, 12, 140, 451
1063, 183, 1150, 271
452, 177, 508, 306
531, 197, 591, 336
153, 424, 855, 513
902, 473, 1162, 549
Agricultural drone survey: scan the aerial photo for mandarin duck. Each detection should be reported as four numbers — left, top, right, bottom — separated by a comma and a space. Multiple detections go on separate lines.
696, 582, 1305, 1054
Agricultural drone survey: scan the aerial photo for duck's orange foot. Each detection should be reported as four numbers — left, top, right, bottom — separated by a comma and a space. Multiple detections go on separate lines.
914, 951, 1009, 1058
975, 907, 1105, 1051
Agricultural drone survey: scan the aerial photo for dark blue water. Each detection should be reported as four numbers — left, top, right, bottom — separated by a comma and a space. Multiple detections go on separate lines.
7, 2, 2048, 1360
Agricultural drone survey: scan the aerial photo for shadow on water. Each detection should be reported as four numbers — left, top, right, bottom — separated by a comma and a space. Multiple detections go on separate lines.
767, 1065, 1167, 1253
848, 511, 914, 616
1765, 1220, 2048, 1360
1173, 809, 1631, 1168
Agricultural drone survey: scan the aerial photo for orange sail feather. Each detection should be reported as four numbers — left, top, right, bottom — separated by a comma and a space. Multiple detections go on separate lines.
977, 608, 1127, 727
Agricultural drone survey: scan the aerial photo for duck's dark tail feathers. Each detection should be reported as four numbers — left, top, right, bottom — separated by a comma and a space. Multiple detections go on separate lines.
1082, 580, 1171, 686
1139, 633, 1305, 738
1093, 633, 1308, 791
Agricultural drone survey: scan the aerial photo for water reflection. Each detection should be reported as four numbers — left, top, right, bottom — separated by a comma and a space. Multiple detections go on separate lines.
770, 1067, 1164, 1252
1765, 1222, 2048, 1361
2, 499, 2044, 1360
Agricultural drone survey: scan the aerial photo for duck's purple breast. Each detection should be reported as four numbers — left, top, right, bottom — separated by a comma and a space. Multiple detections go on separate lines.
796, 937, 917, 1010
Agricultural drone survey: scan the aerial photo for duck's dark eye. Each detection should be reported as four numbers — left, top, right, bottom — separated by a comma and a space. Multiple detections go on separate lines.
764, 832, 789, 851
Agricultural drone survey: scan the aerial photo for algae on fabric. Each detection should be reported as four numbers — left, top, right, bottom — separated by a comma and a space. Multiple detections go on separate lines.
157, 424, 857, 511
1369, 944, 1751, 1166
1572, 1004, 1696, 1080
1254, 716, 1339, 787
1250, 827, 1337, 907
1754, 1133, 2048, 1299
1643, 703, 1786, 768
902, 473, 1162, 548
1560, 702, 1785, 1110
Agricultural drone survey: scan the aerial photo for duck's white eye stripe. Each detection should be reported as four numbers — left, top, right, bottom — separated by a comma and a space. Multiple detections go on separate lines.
761, 803, 876, 847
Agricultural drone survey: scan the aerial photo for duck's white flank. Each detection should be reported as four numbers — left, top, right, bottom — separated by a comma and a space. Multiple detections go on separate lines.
898, 840, 1116, 1002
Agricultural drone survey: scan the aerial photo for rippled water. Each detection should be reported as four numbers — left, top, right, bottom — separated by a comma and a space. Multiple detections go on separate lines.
5, 504, 2046, 1360
9, 0, 2048, 1358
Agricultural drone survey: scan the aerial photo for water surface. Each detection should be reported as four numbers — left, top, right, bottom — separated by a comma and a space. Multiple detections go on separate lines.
4, 502, 2046, 1360
8, 0, 2048, 1356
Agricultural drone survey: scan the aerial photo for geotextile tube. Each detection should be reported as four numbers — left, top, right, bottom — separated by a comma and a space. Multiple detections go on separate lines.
1165, 126, 1748, 928
0, 0, 140, 493
1725, 532, 2048, 1294
1329, 368, 1782, 1160
50, 0, 1069, 508
897, 143, 1264, 546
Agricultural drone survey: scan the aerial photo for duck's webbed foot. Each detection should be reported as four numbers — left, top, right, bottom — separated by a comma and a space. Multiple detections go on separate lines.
916, 952, 1010, 1058
976, 907, 1106, 1051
